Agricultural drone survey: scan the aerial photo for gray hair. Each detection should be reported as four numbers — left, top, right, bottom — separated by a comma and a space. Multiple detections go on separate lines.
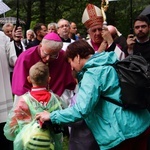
41, 39, 63, 51
26, 29, 36, 38
2, 23, 14, 31
57, 19, 70, 28
47, 22, 57, 29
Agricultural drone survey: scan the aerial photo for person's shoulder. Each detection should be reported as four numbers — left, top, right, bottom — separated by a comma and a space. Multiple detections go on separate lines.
57, 50, 66, 58
0, 31, 10, 41
22, 38, 27, 44
22, 38, 27, 42
0, 31, 5, 36
17, 92, 30, 104
31, 38, 41, 45
147, 38, 150, 44
59, 49, 65, 54
70, 38, 75, 43
16, 46, 38, 62
86, 39, 91, 43
27, 39, 39, 48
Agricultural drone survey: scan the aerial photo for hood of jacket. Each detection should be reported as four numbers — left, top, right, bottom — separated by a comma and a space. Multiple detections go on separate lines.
84, 51, 118, 69
77, 51, 118, 81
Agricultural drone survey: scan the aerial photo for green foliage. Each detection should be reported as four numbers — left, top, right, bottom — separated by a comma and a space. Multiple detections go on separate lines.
2, 0, 150, 38
62, 136, 69, 150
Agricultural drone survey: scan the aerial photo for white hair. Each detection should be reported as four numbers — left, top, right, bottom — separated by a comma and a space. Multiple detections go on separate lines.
41, 39, 63, 51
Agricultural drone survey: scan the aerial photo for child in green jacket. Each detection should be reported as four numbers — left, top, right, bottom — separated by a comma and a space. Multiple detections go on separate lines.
4, 61, 63, 150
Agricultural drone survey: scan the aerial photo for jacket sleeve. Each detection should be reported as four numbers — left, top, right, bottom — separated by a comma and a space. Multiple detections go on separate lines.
50, 68, 102, 125
9, 41, 17, 67
3, 97, 32, 141
106, 42, 125, 60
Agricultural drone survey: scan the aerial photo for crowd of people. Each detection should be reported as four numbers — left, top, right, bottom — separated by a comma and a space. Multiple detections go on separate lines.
0, 2, 150, 150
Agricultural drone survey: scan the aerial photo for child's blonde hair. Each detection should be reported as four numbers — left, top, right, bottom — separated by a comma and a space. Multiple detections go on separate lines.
29, 62, 49, 86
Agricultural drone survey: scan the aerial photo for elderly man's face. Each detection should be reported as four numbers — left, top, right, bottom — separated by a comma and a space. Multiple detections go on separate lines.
4, 26, 13, 40
39, 44, 60, 63
57, 20, 70, 38
88, 24, 103, 44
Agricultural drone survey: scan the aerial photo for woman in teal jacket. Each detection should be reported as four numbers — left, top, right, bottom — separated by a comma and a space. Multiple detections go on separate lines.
36, 40, 150, 150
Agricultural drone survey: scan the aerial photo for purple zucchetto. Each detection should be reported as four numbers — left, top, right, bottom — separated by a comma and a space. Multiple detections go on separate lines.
43, 32, 62, 42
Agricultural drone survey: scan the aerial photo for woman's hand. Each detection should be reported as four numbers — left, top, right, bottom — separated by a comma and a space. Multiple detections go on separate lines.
35, 111, 50, 123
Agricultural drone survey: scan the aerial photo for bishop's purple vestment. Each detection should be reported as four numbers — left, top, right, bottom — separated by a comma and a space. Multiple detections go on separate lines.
12, 45, 76, 96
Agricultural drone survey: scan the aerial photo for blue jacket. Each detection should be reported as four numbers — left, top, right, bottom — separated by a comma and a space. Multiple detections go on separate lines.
51, 51, 150, 150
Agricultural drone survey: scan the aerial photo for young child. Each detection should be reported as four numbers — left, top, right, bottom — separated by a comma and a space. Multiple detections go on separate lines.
4, 61, 63, 150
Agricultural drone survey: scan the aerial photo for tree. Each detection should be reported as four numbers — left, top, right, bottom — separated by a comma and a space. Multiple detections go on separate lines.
2, 0, 150, 38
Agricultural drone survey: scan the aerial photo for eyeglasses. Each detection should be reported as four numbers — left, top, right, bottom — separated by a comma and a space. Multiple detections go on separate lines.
42, 49, 59, 59
58, 24, 69, 29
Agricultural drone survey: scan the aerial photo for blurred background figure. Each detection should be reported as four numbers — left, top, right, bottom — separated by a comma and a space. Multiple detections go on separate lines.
76, 33, 82, 40
2, 23, 26, 83
27, 23, 47, 48
82, 3, 125, 60
9, 26, 26, 83
47, 22, 57, 33
107, 25, 127, 54
23, 29, 35, 49
2, 23, 14, 41
69, 22, 78, 40
57, 19, 75, 51
126, 15, 150, 61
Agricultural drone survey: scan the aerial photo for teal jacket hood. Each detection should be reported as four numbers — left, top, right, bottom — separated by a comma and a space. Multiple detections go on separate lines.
77, 51, 118, 82
84, 51, 118, 70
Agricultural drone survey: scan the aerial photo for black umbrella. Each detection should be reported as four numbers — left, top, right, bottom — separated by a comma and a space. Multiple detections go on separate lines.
0, 17, 25, 25
16, 0, 19, 27
140, 5, 150, 20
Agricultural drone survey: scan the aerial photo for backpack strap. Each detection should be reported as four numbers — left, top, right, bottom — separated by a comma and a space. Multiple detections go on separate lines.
101, 95, 124, 108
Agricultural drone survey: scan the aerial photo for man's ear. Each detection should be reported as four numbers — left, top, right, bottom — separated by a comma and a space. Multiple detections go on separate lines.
87, 29, 89, 33
39, 43, 42, 47
27, 76, 31, 83
37, 30, 41, 36
48, 76, 51, 83
76, 54, 80, 64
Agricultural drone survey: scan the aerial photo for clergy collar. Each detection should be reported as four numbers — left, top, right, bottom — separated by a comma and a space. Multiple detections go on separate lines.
60, 36, 71, 43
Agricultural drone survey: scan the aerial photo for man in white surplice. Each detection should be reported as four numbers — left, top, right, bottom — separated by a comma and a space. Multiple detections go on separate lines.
0, 31, 13, 149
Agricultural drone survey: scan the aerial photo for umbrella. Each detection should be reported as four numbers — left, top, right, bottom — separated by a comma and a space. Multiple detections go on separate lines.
0, 1, 10, 15
0, 17, 25, 25
140, 5, 150, 20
